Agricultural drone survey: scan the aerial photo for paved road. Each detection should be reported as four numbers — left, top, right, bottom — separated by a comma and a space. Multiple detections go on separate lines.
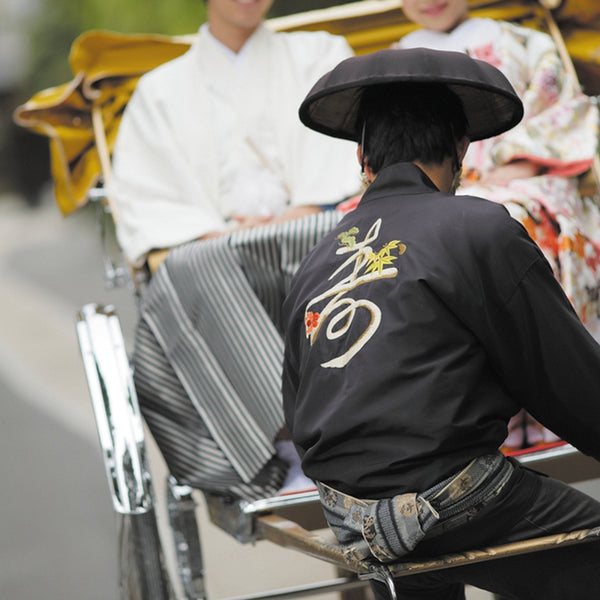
0, 378, 118, 600
0, 193, 126, 599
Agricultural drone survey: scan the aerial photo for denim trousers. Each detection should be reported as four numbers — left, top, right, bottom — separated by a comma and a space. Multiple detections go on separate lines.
320, 457, 600, 600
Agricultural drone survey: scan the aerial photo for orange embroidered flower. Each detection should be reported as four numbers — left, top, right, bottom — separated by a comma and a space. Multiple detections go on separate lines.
305, 311, 320, 336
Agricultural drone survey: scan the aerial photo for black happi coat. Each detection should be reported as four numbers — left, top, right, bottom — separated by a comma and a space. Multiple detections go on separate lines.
283, 162, 600, 499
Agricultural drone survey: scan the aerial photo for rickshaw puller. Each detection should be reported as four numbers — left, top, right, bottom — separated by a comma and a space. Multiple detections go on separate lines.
283, 47, 600, 600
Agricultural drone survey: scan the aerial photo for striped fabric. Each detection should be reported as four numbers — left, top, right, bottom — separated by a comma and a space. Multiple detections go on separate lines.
133, 211, 342, 500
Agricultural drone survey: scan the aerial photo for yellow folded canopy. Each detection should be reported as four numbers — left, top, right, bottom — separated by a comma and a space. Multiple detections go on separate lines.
14, 30, 192, 215
13, 1, 600, 216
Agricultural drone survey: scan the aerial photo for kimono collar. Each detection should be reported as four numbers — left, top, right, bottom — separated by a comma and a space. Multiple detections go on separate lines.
400, 18, 502, 53
197, 22, 271, 66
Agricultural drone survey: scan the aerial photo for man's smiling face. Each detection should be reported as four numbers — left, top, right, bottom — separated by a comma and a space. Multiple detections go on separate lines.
208, 0, 274, 35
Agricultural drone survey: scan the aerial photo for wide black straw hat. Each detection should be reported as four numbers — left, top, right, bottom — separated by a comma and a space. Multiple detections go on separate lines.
299, 47, 523, 142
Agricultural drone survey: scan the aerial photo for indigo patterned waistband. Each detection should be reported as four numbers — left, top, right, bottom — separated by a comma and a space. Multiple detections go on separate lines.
316, 451, 513, 564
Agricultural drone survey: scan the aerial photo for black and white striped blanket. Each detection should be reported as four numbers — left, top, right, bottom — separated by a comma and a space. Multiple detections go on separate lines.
133, 211, 342, 500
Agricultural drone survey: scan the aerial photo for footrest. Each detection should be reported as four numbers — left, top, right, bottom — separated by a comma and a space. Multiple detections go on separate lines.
256, 513, 600, 580
205, 489, 323, 544
387, 527, 600, 578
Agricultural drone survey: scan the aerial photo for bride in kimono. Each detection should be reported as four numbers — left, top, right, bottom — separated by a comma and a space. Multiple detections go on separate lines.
397, 0, 600, 450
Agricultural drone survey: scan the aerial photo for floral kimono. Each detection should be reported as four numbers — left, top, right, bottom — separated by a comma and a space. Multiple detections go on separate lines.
400, 18, 600, 333
399, 18, 600, 448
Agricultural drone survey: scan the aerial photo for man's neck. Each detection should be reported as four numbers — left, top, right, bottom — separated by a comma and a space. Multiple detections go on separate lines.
415, 157, 456, 193
208, 22, 258, 53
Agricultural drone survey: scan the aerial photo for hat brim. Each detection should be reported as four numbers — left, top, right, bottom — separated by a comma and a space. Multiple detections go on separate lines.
299, 48, 524, 142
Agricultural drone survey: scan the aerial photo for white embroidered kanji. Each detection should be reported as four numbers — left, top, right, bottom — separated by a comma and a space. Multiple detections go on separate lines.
304, 218, 406, 368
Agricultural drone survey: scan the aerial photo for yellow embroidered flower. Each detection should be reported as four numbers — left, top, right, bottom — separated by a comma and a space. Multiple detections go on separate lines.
365, 240, 406, 275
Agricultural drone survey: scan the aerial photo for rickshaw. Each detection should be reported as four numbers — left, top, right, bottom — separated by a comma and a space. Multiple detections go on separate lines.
13, 1, 600, 599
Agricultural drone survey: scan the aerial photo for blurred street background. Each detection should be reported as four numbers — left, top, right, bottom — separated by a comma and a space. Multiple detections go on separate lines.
2, 1, 600, 599
0, 192, 132, 599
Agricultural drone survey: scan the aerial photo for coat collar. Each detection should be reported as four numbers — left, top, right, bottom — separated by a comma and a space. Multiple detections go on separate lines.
360, 162, 440, 206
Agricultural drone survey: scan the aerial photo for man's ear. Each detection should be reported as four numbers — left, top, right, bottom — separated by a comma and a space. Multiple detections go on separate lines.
357, 146, 376, 182
356, 145, 364, 168
457, 136, 470, 163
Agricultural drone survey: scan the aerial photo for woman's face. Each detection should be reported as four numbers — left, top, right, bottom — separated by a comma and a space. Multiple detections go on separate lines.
402, 0, 469, 33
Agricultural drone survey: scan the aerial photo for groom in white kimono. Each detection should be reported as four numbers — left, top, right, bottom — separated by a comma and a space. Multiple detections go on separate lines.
110, 0, 361, 500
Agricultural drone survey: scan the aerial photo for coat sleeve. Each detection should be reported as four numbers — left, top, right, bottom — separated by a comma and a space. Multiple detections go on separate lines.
475, 218, 600, 461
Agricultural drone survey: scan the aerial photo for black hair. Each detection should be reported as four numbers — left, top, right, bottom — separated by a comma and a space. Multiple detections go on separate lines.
358, 82, 468, 175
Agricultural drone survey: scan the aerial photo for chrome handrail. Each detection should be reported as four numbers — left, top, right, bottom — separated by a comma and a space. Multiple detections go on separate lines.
77, 303, 152, 515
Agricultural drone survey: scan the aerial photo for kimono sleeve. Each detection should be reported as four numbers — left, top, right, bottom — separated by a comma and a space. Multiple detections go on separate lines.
490, 24, 599, 177
283, 33, 362, 208
110, 65, 224, 266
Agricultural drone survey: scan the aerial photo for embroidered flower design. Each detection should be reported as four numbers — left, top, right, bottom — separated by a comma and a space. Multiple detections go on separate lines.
336, 227, 360, 248
305, 311, 321, 337
365, 240, 406, 275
